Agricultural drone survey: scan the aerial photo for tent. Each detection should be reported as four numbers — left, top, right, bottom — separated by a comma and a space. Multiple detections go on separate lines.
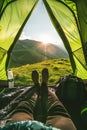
0, 1, 87, 129
0, 0, 87, 84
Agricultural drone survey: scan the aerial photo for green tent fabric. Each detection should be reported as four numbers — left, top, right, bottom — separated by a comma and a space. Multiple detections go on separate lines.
43, 0, 87, 79
0, 0, 87, 82
0, 0, 38, 80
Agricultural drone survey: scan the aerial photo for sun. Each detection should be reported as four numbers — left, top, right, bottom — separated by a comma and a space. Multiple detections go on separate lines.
38, 34, 51, 44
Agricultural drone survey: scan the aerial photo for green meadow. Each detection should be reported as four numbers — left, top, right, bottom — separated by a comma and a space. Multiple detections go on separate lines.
12, 58, 73, 86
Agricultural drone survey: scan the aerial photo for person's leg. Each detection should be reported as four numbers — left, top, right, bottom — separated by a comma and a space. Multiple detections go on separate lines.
6, 68, 77, 130
40, 68, 76, 130
46, 90, 77, 130
33, 68, 48, 123
6, 98, 36, 124
6, 70, 40, 125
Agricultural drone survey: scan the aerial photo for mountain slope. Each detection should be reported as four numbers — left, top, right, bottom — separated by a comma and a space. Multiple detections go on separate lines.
13, 59, 72, 85
9, 39, 68, 67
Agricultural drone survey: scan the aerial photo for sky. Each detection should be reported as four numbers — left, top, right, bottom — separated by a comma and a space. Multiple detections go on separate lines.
19, 0, 66, 51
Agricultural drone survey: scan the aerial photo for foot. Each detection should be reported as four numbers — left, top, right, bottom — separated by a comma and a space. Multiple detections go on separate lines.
32, 70, 40, 86
42, 68, 49, 84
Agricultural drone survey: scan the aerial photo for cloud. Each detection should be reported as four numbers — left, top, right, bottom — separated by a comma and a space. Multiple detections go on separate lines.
19, 32, 31, 40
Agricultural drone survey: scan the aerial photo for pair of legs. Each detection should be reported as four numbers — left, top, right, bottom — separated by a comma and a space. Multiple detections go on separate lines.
6, 68, 76, 130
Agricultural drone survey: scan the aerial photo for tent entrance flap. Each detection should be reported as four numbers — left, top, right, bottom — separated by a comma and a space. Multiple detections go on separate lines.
43, 0, 87, 79
0, 0, 38, 81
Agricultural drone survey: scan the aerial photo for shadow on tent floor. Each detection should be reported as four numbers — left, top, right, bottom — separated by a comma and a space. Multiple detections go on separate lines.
63, 102, 87, 130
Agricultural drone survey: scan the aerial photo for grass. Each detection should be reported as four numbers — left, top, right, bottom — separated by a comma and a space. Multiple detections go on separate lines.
12, 58, 73, 86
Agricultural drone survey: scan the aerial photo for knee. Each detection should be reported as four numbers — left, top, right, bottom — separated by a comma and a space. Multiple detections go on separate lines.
6, 112, 33, 125
46, 116, 77, 130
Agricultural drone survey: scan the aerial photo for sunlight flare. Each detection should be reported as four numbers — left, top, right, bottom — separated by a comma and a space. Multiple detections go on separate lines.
38, 34, 51, 44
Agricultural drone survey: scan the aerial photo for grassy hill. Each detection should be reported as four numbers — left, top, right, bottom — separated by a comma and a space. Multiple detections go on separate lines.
12, 58, 72, 86
9, 39, 68, 67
